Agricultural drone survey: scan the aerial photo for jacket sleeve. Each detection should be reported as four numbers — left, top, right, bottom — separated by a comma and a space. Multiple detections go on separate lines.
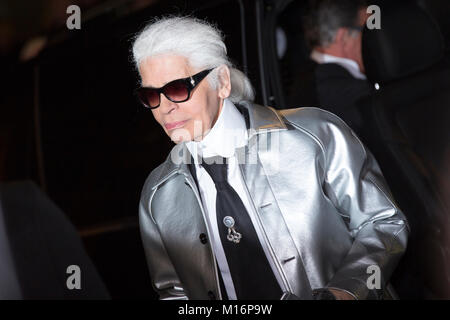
319, 114, 409, 299
139, 189, 188, 300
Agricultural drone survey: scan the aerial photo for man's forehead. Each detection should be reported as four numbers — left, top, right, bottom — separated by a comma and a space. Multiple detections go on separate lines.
139, 54, 194, 86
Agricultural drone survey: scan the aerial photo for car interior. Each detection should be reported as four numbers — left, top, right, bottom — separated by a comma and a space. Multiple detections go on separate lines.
274, 0, 450, 299
358, 1, 450, 299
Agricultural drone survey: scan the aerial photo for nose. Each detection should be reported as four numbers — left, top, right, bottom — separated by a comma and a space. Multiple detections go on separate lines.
159, 93, 177, 114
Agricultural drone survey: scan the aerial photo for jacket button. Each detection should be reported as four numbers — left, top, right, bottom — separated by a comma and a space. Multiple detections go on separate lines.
199, 233, 208, 244
208, 290, 216, 300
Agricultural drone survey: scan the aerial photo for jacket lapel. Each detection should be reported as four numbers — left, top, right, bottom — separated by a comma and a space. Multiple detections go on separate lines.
238, 133, 313, 299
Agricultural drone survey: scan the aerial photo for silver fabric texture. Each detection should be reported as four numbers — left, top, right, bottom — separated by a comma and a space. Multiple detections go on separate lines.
138, 101, 409, 300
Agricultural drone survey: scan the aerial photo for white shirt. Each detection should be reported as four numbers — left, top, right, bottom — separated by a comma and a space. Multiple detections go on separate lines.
186, 98, 284, 300
311, 50, 367, 80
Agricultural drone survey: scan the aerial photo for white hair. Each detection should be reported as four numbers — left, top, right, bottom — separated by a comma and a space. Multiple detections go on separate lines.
131, 15, 254, 103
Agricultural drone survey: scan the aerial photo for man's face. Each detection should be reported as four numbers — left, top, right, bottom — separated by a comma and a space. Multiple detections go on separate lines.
344, 7, 368, 73
138, 55, 224, 144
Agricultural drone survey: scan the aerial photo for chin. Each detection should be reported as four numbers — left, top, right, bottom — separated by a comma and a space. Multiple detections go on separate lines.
168, 127, 194, 144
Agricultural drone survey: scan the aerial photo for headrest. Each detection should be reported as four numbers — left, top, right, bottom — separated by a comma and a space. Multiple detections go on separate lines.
362, 3, 444, 84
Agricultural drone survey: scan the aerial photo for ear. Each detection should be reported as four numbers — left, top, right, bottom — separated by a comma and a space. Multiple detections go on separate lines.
216, 65, 231, 99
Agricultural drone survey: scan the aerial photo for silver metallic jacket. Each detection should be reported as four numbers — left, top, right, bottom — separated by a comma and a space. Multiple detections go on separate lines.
139, 101, 409, 300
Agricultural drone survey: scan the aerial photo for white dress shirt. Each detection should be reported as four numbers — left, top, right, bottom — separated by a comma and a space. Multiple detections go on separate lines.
311, 50, 367, 80
186, 98, 284, 300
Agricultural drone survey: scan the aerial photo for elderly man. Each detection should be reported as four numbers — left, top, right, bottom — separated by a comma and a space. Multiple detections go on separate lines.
133, 16, 408, 300
304, 0, 374, 135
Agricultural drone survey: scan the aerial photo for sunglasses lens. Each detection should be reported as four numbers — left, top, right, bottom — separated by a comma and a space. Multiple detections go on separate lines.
139, 89, 160, 108
164, 81, 189, 102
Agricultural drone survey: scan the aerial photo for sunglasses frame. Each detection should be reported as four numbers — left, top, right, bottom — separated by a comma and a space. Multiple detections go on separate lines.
136, 68, 214, 109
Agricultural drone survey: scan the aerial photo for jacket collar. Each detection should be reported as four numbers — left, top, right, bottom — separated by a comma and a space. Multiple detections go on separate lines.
150, 101, 287, 190
186, 98, 248, 159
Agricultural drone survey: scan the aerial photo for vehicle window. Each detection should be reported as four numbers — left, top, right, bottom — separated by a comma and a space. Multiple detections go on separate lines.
275, 0, 319, 108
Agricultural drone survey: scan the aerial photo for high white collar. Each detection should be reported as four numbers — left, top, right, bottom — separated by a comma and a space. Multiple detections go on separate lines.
311, 50, 367, 80
186, 98, 248, 160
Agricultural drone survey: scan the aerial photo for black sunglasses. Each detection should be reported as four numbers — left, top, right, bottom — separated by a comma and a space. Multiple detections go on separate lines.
136, 68, 214, 109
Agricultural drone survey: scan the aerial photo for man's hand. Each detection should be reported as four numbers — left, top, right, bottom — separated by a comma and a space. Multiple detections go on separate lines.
328, 288, 356, 300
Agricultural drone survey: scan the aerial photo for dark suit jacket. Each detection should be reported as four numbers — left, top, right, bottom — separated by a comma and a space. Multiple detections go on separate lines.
315, 63, 374, 136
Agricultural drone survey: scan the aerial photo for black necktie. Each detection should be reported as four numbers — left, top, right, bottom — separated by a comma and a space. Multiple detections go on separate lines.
201, 156, 282, 299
